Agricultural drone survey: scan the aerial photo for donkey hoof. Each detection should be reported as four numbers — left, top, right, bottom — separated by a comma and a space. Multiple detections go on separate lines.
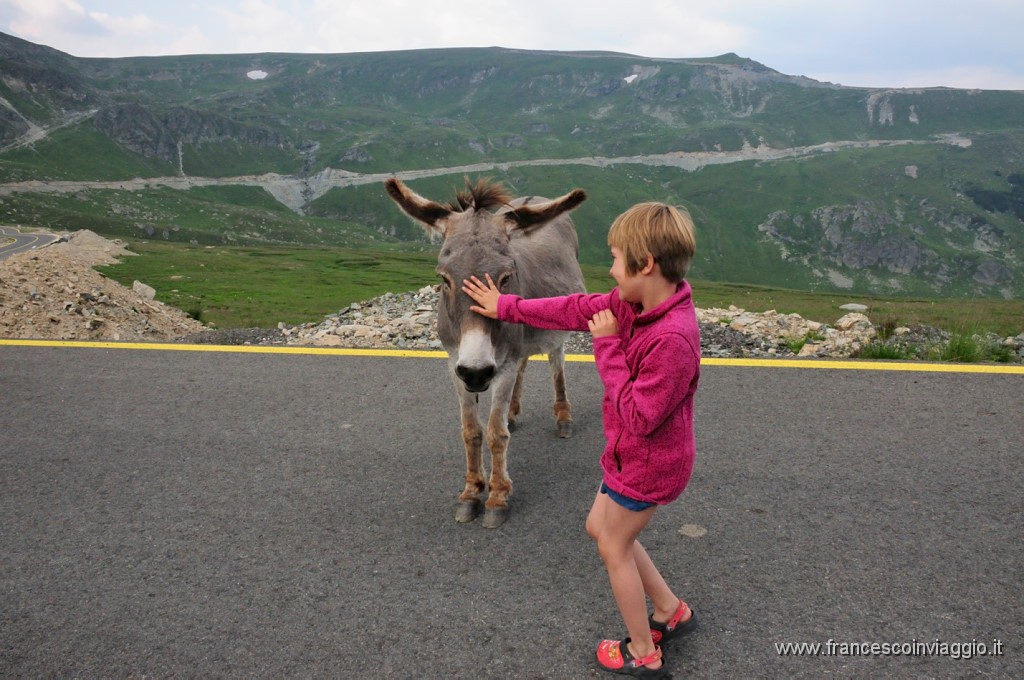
455, 499, 483, 523
558, 421, 573, 439
482, 506, 509, 529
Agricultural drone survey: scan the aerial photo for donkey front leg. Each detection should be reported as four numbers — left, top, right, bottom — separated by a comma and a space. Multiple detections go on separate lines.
548, 344, 573, 438
507, 357, 528, 430
482, 369, 518, 528
455, 387, 485, 524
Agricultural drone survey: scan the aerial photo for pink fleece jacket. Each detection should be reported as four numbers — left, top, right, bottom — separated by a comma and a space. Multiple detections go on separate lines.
497, 282, 701, 504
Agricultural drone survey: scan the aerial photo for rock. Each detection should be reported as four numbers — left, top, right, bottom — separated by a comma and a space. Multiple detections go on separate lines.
313, 335, 343, 346
132, 280, 156, 300
798, 343, 822, 357
839, 303, 869, 312
835, 312, 872, 331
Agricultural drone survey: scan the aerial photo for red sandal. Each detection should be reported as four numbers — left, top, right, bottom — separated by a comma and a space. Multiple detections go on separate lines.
596, 637, 669, 678
649, 600, 697, 645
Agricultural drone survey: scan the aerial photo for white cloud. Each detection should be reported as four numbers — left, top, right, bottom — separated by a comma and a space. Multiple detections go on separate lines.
210, 0, 307, 54
163, 25, 213, 57
2, 0, 165, 56
595, 1, 750, 58
88, 10, 158, 37
5, 0, 96, 41
301, 0, 524, 54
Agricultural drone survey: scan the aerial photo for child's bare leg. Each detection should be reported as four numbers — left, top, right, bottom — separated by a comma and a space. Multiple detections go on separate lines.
587, 492, 662, 667
633, 540, 689, 622
589, 493, 688, 622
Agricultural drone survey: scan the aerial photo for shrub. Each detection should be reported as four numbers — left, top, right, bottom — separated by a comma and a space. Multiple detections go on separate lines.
876, 317, 899, 341
936, 332, 986, 363
185, 304, 205, 323
784, 335, 807, 353
856, 341, 914, 360
783, 330, 824, 353
985, 339, 1015, 363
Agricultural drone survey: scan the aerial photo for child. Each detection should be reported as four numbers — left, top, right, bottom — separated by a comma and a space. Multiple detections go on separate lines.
462, 202, 700, 678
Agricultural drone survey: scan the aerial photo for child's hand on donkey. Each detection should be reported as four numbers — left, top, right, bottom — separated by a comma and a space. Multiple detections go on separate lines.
462, 274, 500, 319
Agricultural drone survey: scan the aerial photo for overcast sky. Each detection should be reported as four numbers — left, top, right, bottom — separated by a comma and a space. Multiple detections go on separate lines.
2, 0, 1022, 90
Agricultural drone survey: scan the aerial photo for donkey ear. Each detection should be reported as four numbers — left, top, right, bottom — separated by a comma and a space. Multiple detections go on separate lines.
385, 178, 451, 236
504, 189, 587, 234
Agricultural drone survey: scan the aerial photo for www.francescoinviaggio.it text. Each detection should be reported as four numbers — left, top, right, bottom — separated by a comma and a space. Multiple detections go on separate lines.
775, 638, 1004, 659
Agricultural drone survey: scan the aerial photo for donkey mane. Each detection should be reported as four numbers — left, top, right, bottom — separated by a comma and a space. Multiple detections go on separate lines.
448, 177, 512, 213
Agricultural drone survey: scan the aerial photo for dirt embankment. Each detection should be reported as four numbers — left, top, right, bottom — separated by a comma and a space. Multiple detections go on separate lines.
0, 230, 205, 341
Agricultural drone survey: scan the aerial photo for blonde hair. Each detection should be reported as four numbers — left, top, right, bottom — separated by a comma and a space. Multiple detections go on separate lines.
607, 202, 696, 282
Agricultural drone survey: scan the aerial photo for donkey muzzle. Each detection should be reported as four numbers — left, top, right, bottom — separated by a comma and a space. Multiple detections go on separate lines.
456, 364, 496, 392
455, 327, 497, 392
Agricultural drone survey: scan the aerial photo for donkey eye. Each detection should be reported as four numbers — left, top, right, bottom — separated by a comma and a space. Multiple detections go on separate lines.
497, 273, 512, 289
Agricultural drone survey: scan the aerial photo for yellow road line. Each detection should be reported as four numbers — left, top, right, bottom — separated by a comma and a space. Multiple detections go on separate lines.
0, 230, 49, 257
698, 357, 1024, 374
3, 338, 1023, 374
0, 338, 447, 358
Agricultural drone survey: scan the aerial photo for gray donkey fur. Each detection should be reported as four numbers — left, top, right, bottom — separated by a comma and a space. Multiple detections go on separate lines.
385, 177, 587, 528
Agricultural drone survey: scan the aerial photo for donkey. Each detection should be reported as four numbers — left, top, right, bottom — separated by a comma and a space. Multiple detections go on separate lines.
385, 177, 587, 528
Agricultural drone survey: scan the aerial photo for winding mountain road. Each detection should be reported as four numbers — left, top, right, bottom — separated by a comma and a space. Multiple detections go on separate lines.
0, 135, 971, 214
0, 225, 59, 261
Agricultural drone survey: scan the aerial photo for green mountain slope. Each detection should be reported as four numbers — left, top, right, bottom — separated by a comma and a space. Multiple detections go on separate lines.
0, 32, 1021, 298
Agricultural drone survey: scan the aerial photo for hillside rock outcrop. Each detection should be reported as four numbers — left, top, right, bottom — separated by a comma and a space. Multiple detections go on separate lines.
94, 104, 293, 165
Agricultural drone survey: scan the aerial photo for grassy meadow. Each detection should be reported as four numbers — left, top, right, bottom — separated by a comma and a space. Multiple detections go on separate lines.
97, 241, 440, 328
96, 240, 1024, 337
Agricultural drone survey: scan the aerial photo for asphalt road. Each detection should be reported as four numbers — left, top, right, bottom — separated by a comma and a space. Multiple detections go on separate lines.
1, 344, 1021, 678
0, 226, 59, 261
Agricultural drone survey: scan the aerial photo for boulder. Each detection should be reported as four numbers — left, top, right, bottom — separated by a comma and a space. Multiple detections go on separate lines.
132, 280, 156, 300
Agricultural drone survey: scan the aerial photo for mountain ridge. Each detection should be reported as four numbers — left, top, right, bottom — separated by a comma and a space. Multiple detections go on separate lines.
1, 32, 1022, 298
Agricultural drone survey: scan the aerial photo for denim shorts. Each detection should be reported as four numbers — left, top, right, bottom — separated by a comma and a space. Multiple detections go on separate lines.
600, 482, 655, 511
